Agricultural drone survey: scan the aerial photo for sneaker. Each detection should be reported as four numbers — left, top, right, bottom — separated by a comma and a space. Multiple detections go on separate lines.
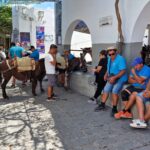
132, 119, 140, 123
94, 104, 105, 112
114, 111, 125, 119
52, 93, 58, 99
88, 99, 96, 104
130, 120, 147, 128
121, 111, 133, 119
111, 109, 118, 117
88, 97, 97, 104
89, 81, 97, 86
46, 97, 56, 102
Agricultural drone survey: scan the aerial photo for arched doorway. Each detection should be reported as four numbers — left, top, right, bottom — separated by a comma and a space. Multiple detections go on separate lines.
131, 2, 150, 66
64, 20, 92, 64
131, 1, 150, 43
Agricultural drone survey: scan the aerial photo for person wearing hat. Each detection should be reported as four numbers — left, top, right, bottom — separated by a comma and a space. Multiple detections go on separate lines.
29, 46, 39, 62
115, 57, 150, 119
95, 46, 128, 117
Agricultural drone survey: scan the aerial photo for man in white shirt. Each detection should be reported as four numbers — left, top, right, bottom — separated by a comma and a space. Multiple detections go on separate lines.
0, 45, 6, 62
0, 44, 6, 86
45, 44, 57, 101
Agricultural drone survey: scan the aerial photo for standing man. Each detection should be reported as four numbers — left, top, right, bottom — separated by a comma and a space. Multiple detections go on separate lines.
95, 46, 127, 117
0, 44, 6, 86
45, 44, 57, 101
9, 42, 24, 59
9, 42, 24, 87
0, 44, 6, 62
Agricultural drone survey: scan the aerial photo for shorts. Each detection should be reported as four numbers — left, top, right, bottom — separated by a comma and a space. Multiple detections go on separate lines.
124, 85, 144, 94
137, 91, 150, 105
47, 74, 56, 86
103, 81, 125, 94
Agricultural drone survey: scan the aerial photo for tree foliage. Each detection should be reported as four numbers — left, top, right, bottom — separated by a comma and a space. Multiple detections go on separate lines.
0, 6, 12, 34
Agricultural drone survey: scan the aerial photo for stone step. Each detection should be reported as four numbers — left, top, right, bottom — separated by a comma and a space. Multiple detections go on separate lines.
70, 72, 138, 118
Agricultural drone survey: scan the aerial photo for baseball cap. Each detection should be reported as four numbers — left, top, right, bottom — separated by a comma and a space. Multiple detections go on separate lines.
131, 57, 143, 67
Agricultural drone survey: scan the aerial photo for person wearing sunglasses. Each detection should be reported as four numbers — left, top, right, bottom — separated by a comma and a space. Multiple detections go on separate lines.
95, 46, 127, 117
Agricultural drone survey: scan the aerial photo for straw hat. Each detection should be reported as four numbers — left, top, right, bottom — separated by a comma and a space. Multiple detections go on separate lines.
106, 46, 117, 51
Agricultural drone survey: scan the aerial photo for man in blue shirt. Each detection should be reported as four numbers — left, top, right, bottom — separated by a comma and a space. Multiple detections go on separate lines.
115, 57, 150, 119
29, 46, 39, 61
9, 42, 24, 59
95, 46, 127, 117
9, 42, 25, 87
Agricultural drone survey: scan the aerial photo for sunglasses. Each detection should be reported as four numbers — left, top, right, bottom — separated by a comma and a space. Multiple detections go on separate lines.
108, 53, 115, 56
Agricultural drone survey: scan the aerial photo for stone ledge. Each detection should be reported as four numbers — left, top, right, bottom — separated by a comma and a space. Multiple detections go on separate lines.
70, 72, 138, 118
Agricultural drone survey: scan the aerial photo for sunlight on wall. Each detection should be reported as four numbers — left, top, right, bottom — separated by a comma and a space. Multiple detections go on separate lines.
71, 31, 92, 62
71, 31, 92, 50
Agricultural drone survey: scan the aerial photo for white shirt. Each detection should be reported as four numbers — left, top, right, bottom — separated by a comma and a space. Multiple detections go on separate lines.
44, 53, 56, 74
0, 51, 6, 60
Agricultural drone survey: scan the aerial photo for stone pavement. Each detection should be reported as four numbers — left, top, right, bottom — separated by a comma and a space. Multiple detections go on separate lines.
0, 81, 150, 150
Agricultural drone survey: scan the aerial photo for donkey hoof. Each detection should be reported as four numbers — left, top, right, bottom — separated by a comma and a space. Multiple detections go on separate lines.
33, 93, 37, 96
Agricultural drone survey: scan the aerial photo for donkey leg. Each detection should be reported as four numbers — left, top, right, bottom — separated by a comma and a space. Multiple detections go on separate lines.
1, 79, 10, 99
32, 79, 37, 96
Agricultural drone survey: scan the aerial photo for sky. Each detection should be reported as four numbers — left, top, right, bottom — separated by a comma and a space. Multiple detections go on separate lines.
32, 2, 54, 9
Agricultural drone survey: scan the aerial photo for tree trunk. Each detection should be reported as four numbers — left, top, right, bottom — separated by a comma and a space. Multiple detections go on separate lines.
115, 0, 124, 53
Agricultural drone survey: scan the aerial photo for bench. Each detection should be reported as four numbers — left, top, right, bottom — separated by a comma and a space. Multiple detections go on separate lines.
70, 72, 138, 118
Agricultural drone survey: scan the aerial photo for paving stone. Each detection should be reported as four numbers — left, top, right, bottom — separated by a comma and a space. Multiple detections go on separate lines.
0, 81, 150, 150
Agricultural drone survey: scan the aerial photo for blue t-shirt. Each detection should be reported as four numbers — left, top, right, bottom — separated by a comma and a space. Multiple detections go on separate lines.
9, 46, 24, 58
130, 65, 150, 89
68, 53, 75, 60
107, 54, 127, 82
30, 49, 39, 61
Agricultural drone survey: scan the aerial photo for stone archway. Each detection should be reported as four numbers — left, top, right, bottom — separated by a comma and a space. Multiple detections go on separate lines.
63, 20, 82, 50
122, 1, 150, 70
131, 1, 150, 43
63, 19, 92, 63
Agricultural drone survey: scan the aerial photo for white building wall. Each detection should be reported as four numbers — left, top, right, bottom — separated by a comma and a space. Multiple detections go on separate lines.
62, 0, 150, 44
120, 0, 150, 43
62, 0, 118, 44
12, 6, 55, 54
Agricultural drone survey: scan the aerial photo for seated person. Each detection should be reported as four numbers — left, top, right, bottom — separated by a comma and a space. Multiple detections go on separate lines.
64, 49, 75, 61
29, 46, 39, 61
130, 80, 150, 128
64, 49, 79, 72
115, 57, 150, 119
94, 47, 127, 117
